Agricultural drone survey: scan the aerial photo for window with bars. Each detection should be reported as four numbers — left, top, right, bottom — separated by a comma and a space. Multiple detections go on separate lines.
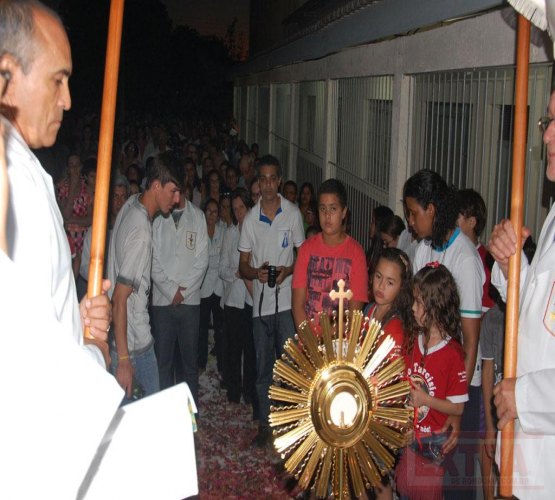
424, 102, 471, 184
271, 84, 292, 172
273, 84, 291, 139
296, 154, 322, 189
335, 76, 393, 198
300, 94, 316, 153
410, 65, 552, 241
365, 98, 392, 191
239, 86, 248, 140
233, 63, 553, 245
257, 86, 270, 154
298, 81, 325, 159
246, 85, 257, 144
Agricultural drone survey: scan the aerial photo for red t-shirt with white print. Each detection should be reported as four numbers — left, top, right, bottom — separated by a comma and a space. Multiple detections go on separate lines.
405, 334, 468, 435
365, 303, 405, 360
292, 233, 368, 320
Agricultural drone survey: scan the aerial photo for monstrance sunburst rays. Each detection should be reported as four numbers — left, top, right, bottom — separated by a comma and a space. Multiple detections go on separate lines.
269, 279, 412, 498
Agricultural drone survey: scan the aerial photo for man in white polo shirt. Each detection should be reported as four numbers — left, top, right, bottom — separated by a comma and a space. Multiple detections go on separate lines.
108, 152, 182, 404
239, 154, 305, 447
151, 165, 209, 405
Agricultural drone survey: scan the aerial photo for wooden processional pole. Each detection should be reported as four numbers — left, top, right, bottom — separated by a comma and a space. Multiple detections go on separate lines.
85, 0, 125, 339
499, 14, 530, 498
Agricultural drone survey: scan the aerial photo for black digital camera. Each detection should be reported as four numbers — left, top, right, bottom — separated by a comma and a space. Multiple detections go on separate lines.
266, 264, 277, 288
131, 376, 145, 401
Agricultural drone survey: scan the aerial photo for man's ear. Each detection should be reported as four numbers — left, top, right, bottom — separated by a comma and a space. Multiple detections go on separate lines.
0, 54, 18, 97
0, 69, 11, 83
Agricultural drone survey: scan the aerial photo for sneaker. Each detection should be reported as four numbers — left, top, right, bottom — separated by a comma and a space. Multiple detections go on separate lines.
251, 425, 271, 448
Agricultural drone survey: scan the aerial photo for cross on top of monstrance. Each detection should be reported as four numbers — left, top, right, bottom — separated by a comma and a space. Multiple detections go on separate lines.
268, 279, 413, 498
329, 278, 353, 362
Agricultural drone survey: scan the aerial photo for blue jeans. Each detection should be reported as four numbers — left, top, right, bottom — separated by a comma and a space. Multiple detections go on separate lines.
151, 304, 200, 405
411, 432, 448, 464
110, 343, 159, 407
253, 309, 295, 427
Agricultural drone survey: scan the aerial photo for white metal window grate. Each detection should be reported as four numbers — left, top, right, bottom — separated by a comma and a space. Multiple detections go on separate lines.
257, 85, 270, 155
246, 85, 257, 145
270, 84, 292, 171
336, 76, 393, 193
411, 64, 553, 241
298, 81, 325, 156
335, 163, 378, 252
296, 81, 326, 190
239, 86, 248, 142
296, 155, 323, 192
333, 76, 394, 251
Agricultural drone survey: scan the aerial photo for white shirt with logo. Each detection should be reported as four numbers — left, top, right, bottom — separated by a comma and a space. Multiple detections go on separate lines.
151, 201, 209, 306
238, 195, 305, 317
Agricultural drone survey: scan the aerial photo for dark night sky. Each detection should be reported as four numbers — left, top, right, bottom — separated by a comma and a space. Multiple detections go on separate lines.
161, 0, 249, 38
47, 0, 250, 40
39, 0, 248, 122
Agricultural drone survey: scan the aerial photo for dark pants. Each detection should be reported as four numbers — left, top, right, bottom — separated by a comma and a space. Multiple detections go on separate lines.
224, 305, 257, 407
444, 385, 481, 499
198, 293, 224, 371
151, 304, 200, 405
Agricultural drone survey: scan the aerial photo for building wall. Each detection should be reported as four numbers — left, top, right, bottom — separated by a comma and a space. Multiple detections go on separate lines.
234, 8, 554, 248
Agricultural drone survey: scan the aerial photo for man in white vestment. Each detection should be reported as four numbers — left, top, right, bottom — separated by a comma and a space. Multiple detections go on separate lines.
0, 0, 111, 366
488, 88, 555, 499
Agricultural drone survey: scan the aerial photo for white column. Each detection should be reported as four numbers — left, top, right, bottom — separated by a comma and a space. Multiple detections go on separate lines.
389, 73, 412, 215
288, 83, 299, 181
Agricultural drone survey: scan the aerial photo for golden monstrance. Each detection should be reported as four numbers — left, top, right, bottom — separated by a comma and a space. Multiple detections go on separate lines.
269, 279, 413, 498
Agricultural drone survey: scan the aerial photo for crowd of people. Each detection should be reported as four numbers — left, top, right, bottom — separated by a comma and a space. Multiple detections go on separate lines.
43, 73, 547, 500
2, 1, 555, 499
53, 109, 523, 498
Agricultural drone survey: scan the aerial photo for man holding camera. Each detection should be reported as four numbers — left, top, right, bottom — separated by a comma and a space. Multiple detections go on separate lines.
239, 155, 305, 447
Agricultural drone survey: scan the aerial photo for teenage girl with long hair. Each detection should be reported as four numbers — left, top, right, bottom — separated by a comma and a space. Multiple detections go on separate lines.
403, 169, 484, 474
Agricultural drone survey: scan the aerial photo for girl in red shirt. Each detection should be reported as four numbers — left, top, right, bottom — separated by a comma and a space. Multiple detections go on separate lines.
364, 247, 413, 358
397, 264, 468, 499
364, 248, 413, 499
